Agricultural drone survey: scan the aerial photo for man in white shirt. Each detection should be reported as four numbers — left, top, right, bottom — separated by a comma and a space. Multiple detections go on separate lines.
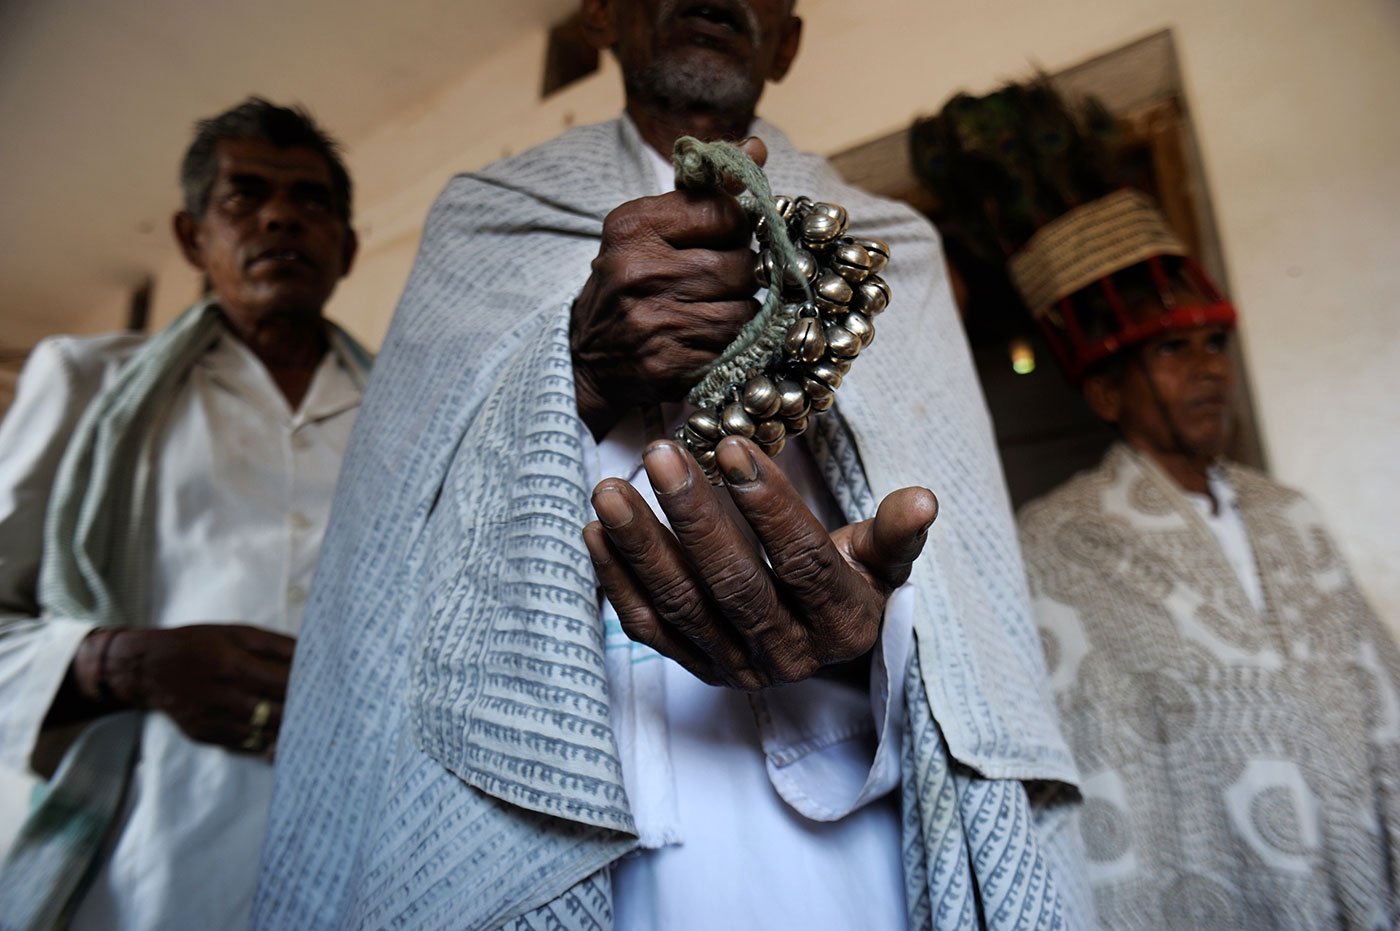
0, 97, 367, 930
255, 2, 1087, 929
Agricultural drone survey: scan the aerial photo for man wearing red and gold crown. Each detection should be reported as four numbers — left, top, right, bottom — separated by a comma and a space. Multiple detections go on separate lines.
917, 81, 1400, 930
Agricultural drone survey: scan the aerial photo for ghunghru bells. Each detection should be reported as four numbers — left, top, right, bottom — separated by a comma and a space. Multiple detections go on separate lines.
678, 194, 891, 483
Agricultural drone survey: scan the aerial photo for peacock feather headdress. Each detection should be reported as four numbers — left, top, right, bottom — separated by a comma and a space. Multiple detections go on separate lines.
911, 78, 1235, 382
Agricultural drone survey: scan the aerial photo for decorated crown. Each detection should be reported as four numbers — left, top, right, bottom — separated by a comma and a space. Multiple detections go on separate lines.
911, 79, 1236, 382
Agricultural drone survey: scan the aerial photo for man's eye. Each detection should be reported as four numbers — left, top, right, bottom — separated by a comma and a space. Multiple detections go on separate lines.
1156, 339, 1186, 355
1206, 333, 1231, 352
223, 190, 254, 209
298, 187, 335, 212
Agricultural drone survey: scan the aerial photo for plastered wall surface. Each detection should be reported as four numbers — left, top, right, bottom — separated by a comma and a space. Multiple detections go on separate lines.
133, 0, 1400, 628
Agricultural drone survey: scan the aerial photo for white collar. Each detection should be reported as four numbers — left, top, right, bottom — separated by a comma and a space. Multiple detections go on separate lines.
200, 325, 360, 426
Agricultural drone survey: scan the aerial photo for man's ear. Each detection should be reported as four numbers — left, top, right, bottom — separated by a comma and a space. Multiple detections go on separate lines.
172, 211, 206, 271
769, 15, 803, 83
578, 0, 618, 52
1082, 373, 1122, 425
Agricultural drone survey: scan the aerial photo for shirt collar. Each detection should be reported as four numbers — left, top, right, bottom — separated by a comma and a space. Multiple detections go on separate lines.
1182, 461, 1239, 520
1205, 462, 1239, 514
294, 349, 361, 425
200, 323, 361, 426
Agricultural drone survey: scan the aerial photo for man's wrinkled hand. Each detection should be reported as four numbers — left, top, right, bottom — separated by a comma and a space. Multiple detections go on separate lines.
571, 138, 769, 439
102, 624, 294, 753
582, 436, 937, 690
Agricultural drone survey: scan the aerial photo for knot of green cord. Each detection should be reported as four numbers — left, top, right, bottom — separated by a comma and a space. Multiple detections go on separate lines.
671, 136, 813, 409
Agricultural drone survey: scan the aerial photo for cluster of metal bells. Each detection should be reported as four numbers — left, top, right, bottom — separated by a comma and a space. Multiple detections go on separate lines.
678, 194, 891, 484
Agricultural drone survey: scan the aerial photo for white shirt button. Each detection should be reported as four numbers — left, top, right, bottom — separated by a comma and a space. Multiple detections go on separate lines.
287, 584, 307, 604
290, 511, 312, 531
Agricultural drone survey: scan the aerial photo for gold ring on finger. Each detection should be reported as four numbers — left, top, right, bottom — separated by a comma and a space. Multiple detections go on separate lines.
249, 698, 272, 729
241, 699, 272, 751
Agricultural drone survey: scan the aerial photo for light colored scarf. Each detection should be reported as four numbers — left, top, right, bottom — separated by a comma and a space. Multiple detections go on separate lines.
0, 301, 371, 931
254, 117, 1088, 930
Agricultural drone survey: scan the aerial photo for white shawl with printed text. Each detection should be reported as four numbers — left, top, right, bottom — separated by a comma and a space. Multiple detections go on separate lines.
254, 116, 1089, 930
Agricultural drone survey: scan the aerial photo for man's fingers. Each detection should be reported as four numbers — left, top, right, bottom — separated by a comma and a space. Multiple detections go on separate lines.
243, 697, 285, 736
643, 136, 770, 245
739, 136, 768, 169
641, 442, 793, 667
648, 190, 752, 249
588, 479, 752, 674
266, 701, 284, 735
715, 437, 883, 668
582, 521, 722, 685
234, 626, 297, 662
848, 487, 939, 590
717, 136, 770, 196
661, 247, 760, 303
657, 300, 760, 384
238, 652, 293, 701
582, 509, 675, 630
713, 437, 850, 608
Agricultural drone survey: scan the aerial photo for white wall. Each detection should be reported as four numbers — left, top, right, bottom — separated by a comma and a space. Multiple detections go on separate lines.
144, 0, 1399, 623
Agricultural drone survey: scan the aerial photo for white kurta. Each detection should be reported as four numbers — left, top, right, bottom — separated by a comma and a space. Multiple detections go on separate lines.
1183, 466, 1265, 614
0, 328, 360, 931
585, 408, 910, 931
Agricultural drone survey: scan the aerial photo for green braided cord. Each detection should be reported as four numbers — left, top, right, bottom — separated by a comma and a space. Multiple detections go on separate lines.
671, 136, 813, 408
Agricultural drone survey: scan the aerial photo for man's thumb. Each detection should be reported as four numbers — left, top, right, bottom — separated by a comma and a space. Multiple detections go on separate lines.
852, 486, 939, 588
738, 135, 769, 169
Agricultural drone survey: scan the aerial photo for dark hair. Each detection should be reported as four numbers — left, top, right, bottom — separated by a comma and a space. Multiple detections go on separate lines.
1080, 346, 1132, 386
180, 97, 352, 223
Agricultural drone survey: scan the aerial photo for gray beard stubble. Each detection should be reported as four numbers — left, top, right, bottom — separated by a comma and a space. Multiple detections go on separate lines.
631, 0, 764, 114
